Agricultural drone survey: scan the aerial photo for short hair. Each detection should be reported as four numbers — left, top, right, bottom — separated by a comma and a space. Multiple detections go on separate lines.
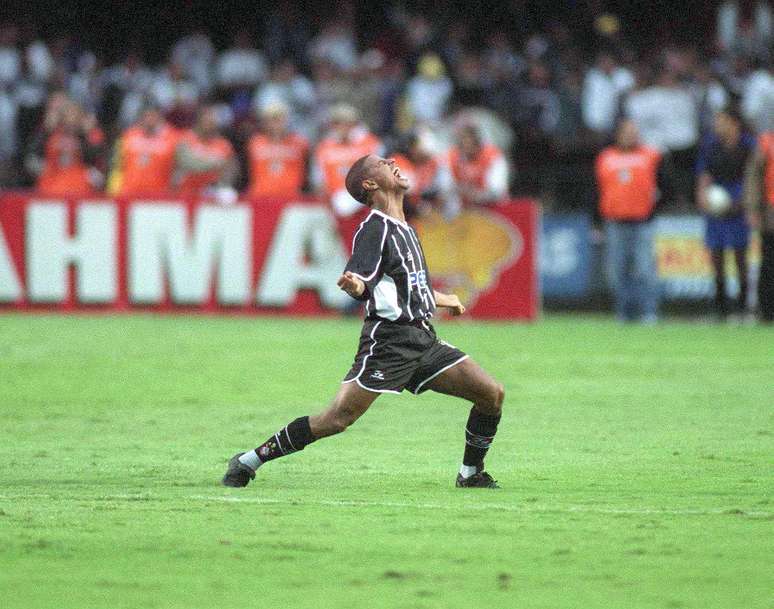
345, 155, 372, 204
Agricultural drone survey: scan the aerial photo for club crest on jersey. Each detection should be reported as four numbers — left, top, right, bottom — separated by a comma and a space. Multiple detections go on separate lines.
409, 269, 427, 289
405, 249, 414, 263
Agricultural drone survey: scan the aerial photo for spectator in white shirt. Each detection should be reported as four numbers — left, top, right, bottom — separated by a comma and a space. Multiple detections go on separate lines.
625, 68, 699, 153
581, 51, 635, 136
171, 29, 215, 94
253, 59, 317, 139
308, 22, 358, 73
741, 62, 774, 133
0, 23, 21, 87
405, 53, 453, 126
216, 30, 267, 89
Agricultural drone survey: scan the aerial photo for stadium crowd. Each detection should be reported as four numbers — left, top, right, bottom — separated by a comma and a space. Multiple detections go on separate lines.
0, 1, 772, 320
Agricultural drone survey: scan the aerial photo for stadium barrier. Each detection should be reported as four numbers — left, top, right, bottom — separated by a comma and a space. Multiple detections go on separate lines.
0, 193, 539, 320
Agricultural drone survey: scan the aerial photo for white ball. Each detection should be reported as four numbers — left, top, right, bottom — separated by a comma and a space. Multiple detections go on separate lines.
705, 184, 732, 215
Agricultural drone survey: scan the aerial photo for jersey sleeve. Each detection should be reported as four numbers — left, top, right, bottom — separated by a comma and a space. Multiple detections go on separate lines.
344, 217, 387, 301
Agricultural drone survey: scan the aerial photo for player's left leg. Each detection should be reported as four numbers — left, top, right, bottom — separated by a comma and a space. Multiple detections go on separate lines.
422, 358, 504, 488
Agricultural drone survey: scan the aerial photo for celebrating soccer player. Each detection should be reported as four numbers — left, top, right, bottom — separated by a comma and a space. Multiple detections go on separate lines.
222, 154, 505, 488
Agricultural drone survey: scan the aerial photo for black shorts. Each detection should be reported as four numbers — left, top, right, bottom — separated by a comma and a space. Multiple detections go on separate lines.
342, 319, 468, 394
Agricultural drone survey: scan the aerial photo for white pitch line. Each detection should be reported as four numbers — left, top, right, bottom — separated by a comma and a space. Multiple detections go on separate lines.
190, 495, 773, 518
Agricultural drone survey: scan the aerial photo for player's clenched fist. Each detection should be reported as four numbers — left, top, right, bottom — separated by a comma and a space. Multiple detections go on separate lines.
337, 271, 365, 298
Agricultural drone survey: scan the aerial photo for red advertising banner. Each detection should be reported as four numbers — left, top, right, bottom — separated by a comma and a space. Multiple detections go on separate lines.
0, 193, 537, 319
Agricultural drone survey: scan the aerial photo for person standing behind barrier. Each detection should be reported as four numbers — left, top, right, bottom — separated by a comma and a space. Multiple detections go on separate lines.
175, 105, 236, 200
696, 108, 755, 320
391, 130, 458, 220
246, 102, 309, 200
448, 123, 508, 208
27, 98, 105, 196
108, 105, 180, 197
744, 130, 774, 323
595, 120, 664, 324
311, 103, 383, 218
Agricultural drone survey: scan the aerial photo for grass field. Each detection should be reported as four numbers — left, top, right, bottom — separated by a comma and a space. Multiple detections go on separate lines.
0, 314, 772, 609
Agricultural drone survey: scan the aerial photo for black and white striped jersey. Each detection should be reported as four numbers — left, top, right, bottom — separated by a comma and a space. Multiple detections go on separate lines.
344, 208, 436, 322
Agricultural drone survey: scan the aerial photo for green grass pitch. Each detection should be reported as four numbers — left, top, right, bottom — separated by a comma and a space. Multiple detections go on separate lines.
0, 313, 772, 609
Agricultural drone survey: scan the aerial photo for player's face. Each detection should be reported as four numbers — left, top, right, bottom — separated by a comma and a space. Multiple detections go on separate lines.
368, 156, 410, 193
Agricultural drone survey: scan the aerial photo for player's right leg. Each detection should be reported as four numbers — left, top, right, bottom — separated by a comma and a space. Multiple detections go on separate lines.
222, 382, 378, 487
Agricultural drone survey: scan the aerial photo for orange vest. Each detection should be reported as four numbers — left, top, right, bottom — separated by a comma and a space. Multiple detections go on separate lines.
759, 132, 774, 207
176, 130, 234, 195
117, 124, 179, 196
596, 145, 661, 220
392, 153, 439, 198
314, 132, 382, 196
37, 128, 104, 196
449, 144, 503, 190
247, 132, 309, 199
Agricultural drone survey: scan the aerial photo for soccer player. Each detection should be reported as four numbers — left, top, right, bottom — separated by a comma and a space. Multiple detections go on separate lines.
223, 154, 505, 488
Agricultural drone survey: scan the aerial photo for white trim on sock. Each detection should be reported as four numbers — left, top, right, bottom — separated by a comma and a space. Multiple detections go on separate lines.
459, 464, 478, 479
238, 450, 262, 471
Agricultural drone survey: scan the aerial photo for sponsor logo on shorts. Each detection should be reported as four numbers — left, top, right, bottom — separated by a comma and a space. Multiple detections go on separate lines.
370, 370, 385, 380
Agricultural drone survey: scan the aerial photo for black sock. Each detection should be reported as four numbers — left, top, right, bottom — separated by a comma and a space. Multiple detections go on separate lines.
254, 416, 315, 464
463, 408, 501, 468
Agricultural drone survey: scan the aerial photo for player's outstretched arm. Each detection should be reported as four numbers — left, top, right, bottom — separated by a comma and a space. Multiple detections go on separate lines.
433, 290, 466, 316
337, 271, 366, 298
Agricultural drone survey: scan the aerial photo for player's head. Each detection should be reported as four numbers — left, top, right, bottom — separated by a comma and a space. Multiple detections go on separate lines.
615, 119, 639, 149
345, 154, 410, 206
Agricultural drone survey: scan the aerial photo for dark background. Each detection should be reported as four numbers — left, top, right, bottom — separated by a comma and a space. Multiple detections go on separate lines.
1, 0, 721, 63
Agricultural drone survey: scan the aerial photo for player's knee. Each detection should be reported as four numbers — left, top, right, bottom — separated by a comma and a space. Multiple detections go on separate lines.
482, 381, 504, 415
329, 404, 360, 434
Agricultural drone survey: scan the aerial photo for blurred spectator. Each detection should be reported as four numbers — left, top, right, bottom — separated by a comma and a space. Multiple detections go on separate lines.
690, 62, 729, 133
170, 29, 215, 94
625, 67, 699, 153
246, 102, 309, 199
253, 59, 317, 139
150, 61, 199, 124
717, 1, 772, 59
403, 53, 453, 127
26, 96, 105, 196
448, 123, 508, 207
744, 129, 774, 322
581, 51, 634, 136
626, 67, 699, 206
696, 108, 755, 318
174, 105, 236, 198
312, 103, 382, 217
103, 51, 155, 128
108, 105, 179, 196
596, 120, 664, 324
391, 129, 458, 219
216, 30, 267, 90
0, 23, 21, 86
308, 21, 358, 73
740, 59, 774, 133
